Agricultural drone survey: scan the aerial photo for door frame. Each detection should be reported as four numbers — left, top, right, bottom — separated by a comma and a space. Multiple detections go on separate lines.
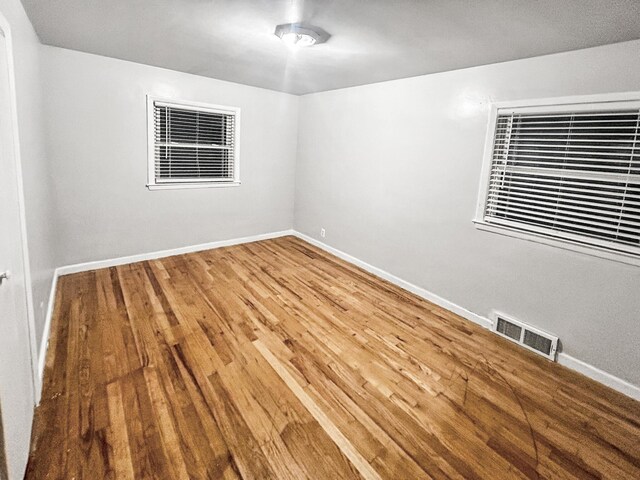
0, 10, 40, 403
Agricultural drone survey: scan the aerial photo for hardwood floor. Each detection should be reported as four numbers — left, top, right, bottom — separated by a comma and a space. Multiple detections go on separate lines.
26, 236, 640, 479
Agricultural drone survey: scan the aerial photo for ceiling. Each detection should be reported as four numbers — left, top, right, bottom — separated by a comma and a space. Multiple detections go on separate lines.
21, 0, 640, 95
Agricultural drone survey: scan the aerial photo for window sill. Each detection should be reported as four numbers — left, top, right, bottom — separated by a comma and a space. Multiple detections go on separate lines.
147, 181, 241, 191
472, 219, 640, 267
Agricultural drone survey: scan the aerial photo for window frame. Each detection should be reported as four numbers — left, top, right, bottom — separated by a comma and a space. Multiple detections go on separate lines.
146, 95, 241, 190
473, 91, 640, 266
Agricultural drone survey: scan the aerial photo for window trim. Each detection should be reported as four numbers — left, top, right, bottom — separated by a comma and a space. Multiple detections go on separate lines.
473, 91, 640, 267
146, 95, 241, 190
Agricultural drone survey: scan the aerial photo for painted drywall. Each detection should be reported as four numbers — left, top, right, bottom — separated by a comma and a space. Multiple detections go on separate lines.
295, 40, 640, 387
40, 46, 299, 267
0, 0, 56, 352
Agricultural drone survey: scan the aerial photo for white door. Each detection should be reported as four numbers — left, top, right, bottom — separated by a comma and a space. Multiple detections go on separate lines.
0, 26, 36, 480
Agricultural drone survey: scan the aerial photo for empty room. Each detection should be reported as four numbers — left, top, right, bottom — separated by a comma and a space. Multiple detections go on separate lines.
0, 0, 639, 478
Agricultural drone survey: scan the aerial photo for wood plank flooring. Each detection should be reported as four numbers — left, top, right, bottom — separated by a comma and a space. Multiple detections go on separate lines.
26, 236, 640, 479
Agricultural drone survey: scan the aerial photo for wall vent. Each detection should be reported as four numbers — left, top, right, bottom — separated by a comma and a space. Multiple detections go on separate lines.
492, 312, 558, 360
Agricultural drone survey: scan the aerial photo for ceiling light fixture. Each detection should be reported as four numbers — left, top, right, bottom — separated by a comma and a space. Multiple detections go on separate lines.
274, 23, 329, 48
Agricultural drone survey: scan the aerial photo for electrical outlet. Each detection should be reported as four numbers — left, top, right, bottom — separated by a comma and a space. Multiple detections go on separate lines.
320, 228, 326, 238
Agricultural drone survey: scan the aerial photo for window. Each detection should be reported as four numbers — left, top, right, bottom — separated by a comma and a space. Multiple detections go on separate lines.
147, 96, 240, 189
475, 93, 640, 264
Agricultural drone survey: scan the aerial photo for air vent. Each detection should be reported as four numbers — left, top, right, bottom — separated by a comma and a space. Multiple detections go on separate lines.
496, 317, 522, 341
492, 312, 558, 360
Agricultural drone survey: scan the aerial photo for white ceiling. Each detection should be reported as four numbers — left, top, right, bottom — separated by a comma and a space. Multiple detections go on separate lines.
21, 0, 640, 95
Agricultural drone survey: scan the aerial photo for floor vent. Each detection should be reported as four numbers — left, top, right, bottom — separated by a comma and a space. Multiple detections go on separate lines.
492, 313, 558, 360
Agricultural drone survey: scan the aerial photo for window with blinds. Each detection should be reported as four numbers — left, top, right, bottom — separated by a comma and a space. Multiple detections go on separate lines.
147, 97, 240, 188
476, 96, 640, 262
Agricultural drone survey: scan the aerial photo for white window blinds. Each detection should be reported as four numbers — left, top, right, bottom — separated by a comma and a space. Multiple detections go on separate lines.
479, 101, 640, 258
148, 98, 239, 188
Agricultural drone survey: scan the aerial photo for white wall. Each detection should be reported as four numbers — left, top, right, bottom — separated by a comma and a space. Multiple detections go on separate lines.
0, 0, 56, 355
29, 33, 640, 390
295, 40, 640, 387
41, 46, 299, 267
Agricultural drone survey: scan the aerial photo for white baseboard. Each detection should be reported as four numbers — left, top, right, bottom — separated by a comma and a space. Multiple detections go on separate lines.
294, 231, 492, 330
36, 229, 295, 401
37, 270, 59, 400
37, 228, 640, 402
292, 231, 640, 401
557, 353, 640, 400
56, 229, 295, 276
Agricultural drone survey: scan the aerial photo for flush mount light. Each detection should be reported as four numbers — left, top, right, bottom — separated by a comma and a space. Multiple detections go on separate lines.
274, 23, 329, 48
